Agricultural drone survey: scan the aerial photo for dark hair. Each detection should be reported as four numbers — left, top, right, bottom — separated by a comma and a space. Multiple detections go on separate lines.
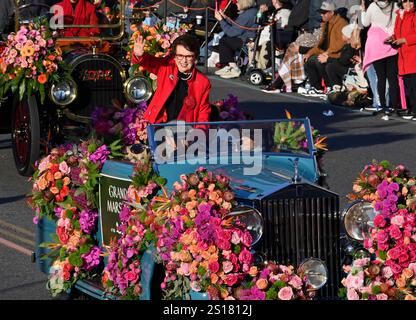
171, 34, 200, 59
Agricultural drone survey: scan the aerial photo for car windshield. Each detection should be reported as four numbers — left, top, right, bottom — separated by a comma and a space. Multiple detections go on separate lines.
147, 119, 316, 164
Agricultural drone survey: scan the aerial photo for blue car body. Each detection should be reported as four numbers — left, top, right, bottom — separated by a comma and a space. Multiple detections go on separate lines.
35, 119, 339, 299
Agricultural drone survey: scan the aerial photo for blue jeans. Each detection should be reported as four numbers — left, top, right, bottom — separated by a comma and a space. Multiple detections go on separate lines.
366, 64, 389, 109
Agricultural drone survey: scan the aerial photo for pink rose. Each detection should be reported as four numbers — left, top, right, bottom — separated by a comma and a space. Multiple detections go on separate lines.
241, 232, 252, 247
345, 272, 364, 289
374, 215, 386, 228
231, 231, 241, 245
376, 293, 388, 300
347, 289, 359, 300
288, 275, 303, 290
382, 266, 393, 278
222, 261, 233, 274
224, 274, 238, 286
125, 271, 138, 282
389, 225, 402, 240
238, 248, 253, 265
377, 230, 389, 243
59, 161, 70, 175
278, 287, 293, 300
353, 258, 370, 268
208, 261, 220, 274
391, 215, 405, 227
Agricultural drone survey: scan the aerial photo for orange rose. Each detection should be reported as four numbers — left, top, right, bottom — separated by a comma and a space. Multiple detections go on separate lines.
45, 171, 54, 182
403, 268, 414, 279
405, 294, 416, 300
37, 73, 47, 84
249, 266, 258, 277
37, 176, 49, 190
396, 277, 406, 289
256, 278, 268, 290
54, 171, 62, 180
210, 273, 219, 284
63, 177, 71, 186
50, 186, 59, 194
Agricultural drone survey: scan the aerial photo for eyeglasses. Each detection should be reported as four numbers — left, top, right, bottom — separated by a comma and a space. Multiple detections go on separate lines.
175, 54, 195, 61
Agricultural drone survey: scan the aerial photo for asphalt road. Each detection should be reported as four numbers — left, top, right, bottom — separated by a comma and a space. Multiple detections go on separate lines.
0, 74, 416, 299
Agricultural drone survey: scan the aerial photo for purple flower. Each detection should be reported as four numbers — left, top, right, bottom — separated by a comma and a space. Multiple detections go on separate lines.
239, 286, 266, 300
89, 145, 110, 167
82, 246, 101, 270
79, 209, 98, 234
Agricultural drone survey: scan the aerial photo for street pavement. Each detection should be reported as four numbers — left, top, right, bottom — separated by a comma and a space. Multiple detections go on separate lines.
0, 74, 416, 299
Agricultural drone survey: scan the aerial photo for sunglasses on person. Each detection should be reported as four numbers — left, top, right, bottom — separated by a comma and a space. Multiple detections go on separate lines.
402, 0, 414, 3
175, 54, 195, 60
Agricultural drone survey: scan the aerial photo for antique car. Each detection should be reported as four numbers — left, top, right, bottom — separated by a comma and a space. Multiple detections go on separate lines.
34, 118, 345, 299
10, 0, 152, 176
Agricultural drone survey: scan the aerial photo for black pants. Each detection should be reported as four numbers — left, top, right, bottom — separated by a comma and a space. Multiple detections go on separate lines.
403, 73, 416, 113
372, 55, 399, 110
305, 55, 329, 90
325, 62, 349, 87
219, 36, 243, 65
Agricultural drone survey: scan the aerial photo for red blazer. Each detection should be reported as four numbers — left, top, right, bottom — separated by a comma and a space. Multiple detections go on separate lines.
132, 53, 211, 128
394, 9, 416, 76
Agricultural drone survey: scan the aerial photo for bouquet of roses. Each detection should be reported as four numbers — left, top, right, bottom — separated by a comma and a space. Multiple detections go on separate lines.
211, 94, 252, 122
102, 160, 166, 299
154, 168, 257, 300
340, 160, 416, 300
0, 19, 71, 103
30, 139, 114, 296
127, 22, 192, 75
236, 262, 315, 300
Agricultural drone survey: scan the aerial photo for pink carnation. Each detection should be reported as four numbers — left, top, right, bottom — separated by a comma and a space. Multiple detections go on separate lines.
376, 293, 388, 300
374, 215, 387, 228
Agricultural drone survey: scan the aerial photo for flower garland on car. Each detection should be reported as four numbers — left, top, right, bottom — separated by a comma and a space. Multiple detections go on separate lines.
340, 160, 416, 300
0, 18, 72, 103
28, 139, 113, 296
102, 160, 166, 299
236, 262, 315, 300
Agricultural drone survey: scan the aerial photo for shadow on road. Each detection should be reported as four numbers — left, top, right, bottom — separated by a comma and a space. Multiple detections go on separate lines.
0, 195, 27, 205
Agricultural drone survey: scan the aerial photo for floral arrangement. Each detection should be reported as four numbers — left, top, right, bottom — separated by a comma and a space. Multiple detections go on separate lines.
273, 110, 328, 155
29, 139, 111, 296
236, 262, 315, 300
91, 102, 148, 147
0, 19, 71, 103
340, 160, 416, 300
127, 22, 192, 75
102, 160, 166, 299
211, 94, 252, 122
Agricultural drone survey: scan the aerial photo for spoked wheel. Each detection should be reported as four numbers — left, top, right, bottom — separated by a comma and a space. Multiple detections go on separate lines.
11, 95, 40, 176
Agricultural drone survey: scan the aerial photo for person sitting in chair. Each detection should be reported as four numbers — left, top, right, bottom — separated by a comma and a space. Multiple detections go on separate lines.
55, 0, 100, 37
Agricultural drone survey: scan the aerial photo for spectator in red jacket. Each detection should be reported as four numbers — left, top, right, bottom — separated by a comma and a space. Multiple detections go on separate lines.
55, 0, 100, 37
391, 0, 416, 119
132, 34, 211, 126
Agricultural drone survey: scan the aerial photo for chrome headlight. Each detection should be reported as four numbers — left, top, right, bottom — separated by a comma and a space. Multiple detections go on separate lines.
343, 200, 377, 241
298, 258, 328, 290
124, 76, 153, 103
50, 79, 77, 106
223, 206, 263, 245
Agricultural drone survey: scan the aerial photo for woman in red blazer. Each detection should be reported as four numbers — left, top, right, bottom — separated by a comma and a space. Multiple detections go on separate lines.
132, 34, 211, 127
392, 0, 416, 119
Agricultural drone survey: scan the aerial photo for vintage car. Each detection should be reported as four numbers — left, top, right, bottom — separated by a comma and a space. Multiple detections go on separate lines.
9, 0, 152, 176
32, 118, 355, 300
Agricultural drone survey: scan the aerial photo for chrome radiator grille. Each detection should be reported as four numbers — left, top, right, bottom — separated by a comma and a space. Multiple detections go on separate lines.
255, 184, 341, 298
